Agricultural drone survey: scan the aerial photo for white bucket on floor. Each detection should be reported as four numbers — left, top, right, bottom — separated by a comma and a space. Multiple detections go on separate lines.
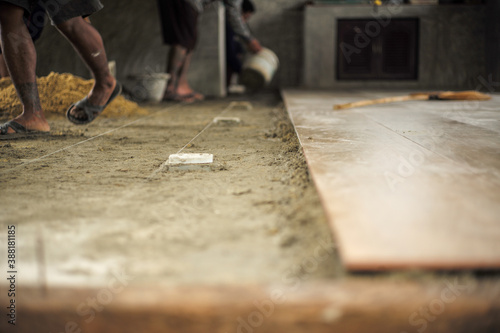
132, 73, 170, 102
240, 47, 279, 92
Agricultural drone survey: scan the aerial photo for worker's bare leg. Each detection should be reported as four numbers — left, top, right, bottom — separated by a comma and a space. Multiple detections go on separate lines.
164, 44, 187, 96
0, 3, 49, 133
0, 53, 10, 78
164, 45, 202, 101
176, 50, 203, 100
56, 17, 116, 121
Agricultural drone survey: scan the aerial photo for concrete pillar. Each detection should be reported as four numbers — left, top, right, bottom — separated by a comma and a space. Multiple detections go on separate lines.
189, 3, 227, 97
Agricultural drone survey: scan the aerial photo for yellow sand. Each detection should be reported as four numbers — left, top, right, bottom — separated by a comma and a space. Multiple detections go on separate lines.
0, 72, 147, 119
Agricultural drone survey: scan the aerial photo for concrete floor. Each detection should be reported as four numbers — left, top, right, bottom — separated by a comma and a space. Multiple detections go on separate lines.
1, 92, 499, 332
283, 89, 500, 271
0, 93, 341, 286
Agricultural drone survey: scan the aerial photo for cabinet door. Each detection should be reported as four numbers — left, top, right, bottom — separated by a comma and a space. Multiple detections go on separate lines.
337, 19, 418, 80
337, 19, 378, 79
379, 19, 419, 79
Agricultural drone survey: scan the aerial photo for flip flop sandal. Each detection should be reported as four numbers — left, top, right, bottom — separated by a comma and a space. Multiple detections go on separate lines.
66, 82, 122, 125
162, 92, 195, 103
191, 92, 205, 101
180, 92, 204, 101
0, 120, 29, 135
0, 120, 49, 139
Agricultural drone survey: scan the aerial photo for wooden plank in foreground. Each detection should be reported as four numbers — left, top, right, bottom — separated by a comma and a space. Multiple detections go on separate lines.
2, 280, 500, 332
282, 89, 500, 271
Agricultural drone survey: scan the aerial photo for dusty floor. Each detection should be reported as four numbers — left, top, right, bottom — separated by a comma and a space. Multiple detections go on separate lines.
2, 92, 499, 333
0, 93, 342, 288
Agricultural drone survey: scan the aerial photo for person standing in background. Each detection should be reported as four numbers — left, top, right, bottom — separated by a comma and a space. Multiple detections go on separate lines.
225, 0, 255, 90
157, 0, 262, 103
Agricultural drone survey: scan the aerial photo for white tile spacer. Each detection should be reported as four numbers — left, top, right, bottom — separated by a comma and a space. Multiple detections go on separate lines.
228, 101, 253, 110
213, 116, 241, 125
167, 153, 213, 165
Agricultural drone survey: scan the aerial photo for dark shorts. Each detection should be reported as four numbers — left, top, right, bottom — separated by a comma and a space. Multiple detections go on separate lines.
0, 1, 44, 54
157, 0, 198, 51
0, 0, 103, 26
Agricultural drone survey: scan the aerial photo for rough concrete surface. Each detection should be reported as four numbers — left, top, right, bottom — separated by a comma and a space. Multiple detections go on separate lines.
0, 93, 341, 289
1, 94, 500, 333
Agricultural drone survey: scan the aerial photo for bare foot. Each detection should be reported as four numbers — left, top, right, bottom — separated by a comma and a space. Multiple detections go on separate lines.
69, 77, 117, 122
162, 87, 197, 103
176, 87, 204, 101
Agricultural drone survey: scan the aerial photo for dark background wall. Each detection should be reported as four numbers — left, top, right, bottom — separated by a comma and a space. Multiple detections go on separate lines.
35, 1, 167, 90
33, 1, 499, 93
246, 0, 306, 89
304, 4, 487, 90
34, 0, 307, 95
485, 0, 500, 89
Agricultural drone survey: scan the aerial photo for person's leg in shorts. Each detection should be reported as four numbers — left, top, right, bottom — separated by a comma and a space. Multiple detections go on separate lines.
0, 0, 50, 133
53, 1, 118, 124
165, 46, 204, 101
0, 0, 117, 134
158, 0, 203, 102
0, 50, 9, 78
0, 2, 45, 78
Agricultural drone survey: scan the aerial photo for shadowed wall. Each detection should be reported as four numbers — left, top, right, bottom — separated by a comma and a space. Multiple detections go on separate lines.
32, 1, 499, 93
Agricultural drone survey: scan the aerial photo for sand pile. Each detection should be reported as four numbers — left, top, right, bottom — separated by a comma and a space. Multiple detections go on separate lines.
0, 72, 147, 119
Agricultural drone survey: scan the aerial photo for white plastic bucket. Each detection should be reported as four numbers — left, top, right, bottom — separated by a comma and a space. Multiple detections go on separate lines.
240, 47, 279, 91
132, 73, 170, 102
